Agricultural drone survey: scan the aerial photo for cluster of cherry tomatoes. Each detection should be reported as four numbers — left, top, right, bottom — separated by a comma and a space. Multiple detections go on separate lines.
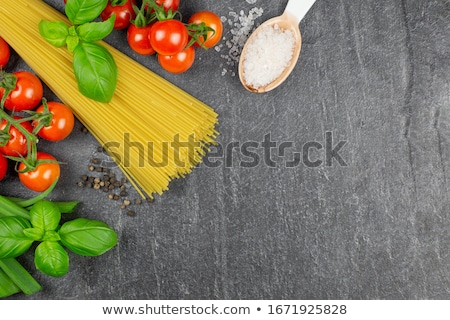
0, 37, 75, 192
99, 0, 223, 74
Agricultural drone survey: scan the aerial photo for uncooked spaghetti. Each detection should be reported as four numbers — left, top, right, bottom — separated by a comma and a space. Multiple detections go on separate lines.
0, 0, 219, 198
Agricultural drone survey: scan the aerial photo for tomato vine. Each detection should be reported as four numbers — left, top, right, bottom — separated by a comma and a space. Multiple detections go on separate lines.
123, 0, 223, 73
0, 67, 74, 191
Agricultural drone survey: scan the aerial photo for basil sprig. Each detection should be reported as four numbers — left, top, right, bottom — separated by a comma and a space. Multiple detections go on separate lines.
38, 0, 118, 103
0, 200, 117, 278
0, 217, 33, 259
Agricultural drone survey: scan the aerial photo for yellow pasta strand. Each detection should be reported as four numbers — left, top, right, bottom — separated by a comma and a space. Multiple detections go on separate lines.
0, 0, 219, 198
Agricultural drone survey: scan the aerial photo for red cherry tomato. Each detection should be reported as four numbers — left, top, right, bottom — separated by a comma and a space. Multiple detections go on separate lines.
33, 102, 75, 142
101, 0, 137, 30
127, 24, 156, 55
150, 20, 188, 56
0, 153, 8, 181
188, 11, 223, 49
0, 117, 33, 157
155, 0, 180, 12
158, 45, 195, 74
0, 71, 43, 112
18, 152, 60, 192
0, 37, 11, 69
146, 0, 180, 13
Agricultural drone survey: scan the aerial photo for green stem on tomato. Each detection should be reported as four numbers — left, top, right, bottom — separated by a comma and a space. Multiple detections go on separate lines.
0, 71, 17, 110
144, 0, 180, 21
27, 98, 53, 136
132, 1, 156, 27
0, 258, 42, 296
0, 107, 39, 157
185, 22, 216, 49
111, 0, 127, 6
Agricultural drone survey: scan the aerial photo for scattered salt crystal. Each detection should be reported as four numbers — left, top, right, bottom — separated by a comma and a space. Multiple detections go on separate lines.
219, 6, 264, 77
241, 24, 295, 89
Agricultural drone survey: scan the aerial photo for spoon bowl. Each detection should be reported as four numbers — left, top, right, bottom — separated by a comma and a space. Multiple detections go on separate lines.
238, 12, 302, 93
238, 0, 316, 93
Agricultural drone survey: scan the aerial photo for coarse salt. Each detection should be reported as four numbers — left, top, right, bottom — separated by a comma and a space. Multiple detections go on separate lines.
241, 24, 295, 89
218, 6, 264, 76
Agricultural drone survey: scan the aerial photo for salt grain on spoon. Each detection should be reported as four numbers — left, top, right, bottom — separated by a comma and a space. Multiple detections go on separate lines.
239, 0, 317, 93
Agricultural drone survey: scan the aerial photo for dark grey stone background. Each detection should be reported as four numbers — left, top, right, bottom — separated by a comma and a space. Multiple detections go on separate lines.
3, 0, 450, 299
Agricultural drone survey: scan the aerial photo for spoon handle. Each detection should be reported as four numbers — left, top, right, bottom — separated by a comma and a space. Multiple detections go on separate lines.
284, 0, 317, 24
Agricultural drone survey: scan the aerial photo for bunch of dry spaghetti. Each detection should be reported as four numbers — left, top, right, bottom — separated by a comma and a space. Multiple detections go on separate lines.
0, 0, 219, 198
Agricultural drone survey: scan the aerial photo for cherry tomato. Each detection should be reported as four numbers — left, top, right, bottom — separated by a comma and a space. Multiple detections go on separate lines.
0, 153, 8, 181
0, 37, 10, 69
188, 11, 223, 48
33, 102, 75, 142
101, 0, 137, 30
127, 24, 156, 55
0, 71, 43, 112
150, 20, 189, 56
18, 152, 60, 192
0, 117, 33, 157
158, 45, 195, 74
156, 0, 180, 12
146, 0, 180, 13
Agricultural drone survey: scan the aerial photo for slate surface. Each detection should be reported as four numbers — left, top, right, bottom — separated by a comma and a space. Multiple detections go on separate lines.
2, 0, 450, 299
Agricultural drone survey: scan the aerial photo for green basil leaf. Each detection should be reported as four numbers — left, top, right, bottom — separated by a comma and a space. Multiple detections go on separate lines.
59, 218, 117, 256
42, 231, 61, 242
54, 201, 79, 214
77, 15, 115, 42
65, 0, 109, 25
66, 36, 80, 53
38, 20, 69, 47
0, 217, 33, 259
73, 42, 118, 102
34, 242, 69, 278
66, 26, 80, 52
22, 228, 44, 241
29, 200, 61, 232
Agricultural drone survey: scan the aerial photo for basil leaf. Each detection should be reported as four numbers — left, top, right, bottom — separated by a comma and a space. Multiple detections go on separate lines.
34, 242, 69, 278
29, 200, 61, 232
77, 15, 115, 42
22, 228, 44, 241
66, 26, 80, 53
59, 218, 117, 256
38, 20, 69, 47
73, 42, 118, 103
0, 217, 33, 259
65, 0, 109, 25
66, 36, 80, 52
54, 201, 79, 214
42, 231, 61, 242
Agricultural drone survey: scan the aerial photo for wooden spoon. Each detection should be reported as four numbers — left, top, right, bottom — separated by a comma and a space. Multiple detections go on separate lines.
238, 0, 317, 93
